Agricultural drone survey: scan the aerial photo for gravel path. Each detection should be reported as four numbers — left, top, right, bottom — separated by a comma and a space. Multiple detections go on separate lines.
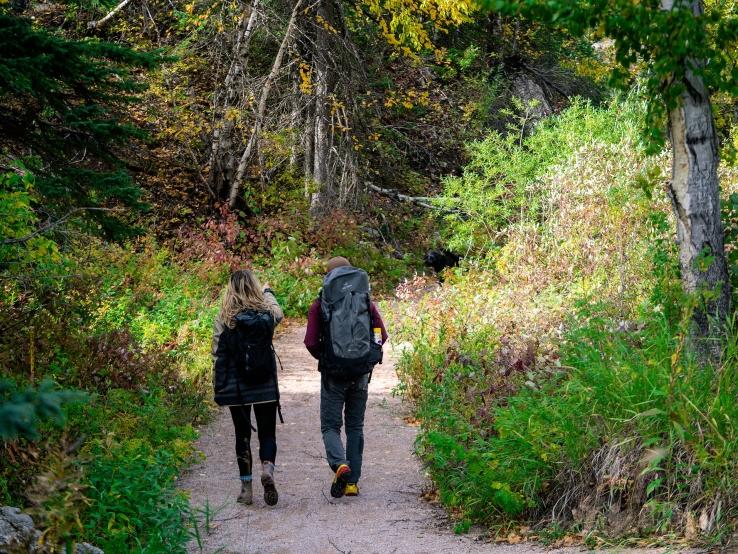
179, 325, 678, 554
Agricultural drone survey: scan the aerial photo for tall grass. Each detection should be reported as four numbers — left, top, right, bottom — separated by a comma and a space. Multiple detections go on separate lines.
412, 302, 738, 543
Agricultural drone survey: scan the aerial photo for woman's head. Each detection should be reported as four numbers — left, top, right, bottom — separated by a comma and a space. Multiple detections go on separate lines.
220, 269, 270, 328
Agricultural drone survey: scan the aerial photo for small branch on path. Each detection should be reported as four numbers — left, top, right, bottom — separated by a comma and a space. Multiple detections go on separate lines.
327, 537, 350, 554
302, 449, 325, 461
213, 514, 246, 523
321, 489, 336, 505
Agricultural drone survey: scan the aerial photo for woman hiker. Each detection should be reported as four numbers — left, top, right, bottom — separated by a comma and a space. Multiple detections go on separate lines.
212, 269, 284, 505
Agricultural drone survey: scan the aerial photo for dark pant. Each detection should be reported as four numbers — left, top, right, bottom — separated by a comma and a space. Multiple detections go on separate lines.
229, 402, 277, 477
320, 373, 369, 483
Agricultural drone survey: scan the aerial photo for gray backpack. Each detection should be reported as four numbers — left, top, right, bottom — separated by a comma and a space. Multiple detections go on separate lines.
320, 266, 382, 376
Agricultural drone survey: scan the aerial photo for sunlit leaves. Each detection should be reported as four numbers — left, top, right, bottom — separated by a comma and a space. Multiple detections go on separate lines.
358, 0, 480, 57
0, 169, 63, 271
480, 0, 738, 147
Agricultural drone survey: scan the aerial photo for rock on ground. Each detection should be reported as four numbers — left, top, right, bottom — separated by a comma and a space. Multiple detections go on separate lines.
0, 506, 103, 554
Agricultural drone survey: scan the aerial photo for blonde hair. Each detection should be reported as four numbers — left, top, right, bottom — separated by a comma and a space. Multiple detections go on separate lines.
219, 270, 272, 328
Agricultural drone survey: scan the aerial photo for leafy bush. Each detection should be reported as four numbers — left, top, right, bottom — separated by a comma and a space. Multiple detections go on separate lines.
255, 235, 323, 317
1, 237, 218, 550
0, 379, 86, 441
440, 97, 646, 255
414, 302, 738, 543
0, 169, 63, 274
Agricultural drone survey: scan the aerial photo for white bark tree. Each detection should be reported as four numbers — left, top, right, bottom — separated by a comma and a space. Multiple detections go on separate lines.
209, 1, 260, 197
663, 0, 730, 357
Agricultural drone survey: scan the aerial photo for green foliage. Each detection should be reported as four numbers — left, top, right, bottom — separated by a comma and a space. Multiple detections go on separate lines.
483, 0, 738, 149
387, 92, 738, 540
0, 168, 62, 272
0, 13, 161, 236
64, 387, 196, 553
82, 440, 192, 553
255, 235, 323, 317
414, 302, 738, 540
1, 237, 219, 549
722, 191, 738, 295
254, 233, 412, 317
0, 379, 86, 441
27, 385, 197, 552
441, 96, 646, 254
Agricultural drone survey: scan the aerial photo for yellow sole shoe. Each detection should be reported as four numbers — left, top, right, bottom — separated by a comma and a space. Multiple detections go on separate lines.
330, 464, 351, 498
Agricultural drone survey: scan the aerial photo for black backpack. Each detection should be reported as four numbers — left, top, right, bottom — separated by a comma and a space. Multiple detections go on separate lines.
320, 266, 382, 377
234, 309, 276, 385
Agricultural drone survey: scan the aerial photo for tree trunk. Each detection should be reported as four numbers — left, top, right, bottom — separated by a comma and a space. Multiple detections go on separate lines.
228, 0, 304, 207
309, 0, 335, 217
664, 0, 730, 361
209, 2, 259, 197
302, 98, 315, 199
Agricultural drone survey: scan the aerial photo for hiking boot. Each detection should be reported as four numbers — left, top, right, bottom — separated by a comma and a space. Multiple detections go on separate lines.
330, 464, 351, 498
261, 462, 278, 506
344, 483, 359, 496
237, 480, 253, 505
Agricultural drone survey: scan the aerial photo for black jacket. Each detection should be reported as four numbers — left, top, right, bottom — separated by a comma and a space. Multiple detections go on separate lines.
212, 291, 283, 406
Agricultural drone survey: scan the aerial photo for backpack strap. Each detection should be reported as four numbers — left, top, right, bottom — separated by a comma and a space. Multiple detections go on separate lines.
367, 295, 380, 384
272, 345, 285, 424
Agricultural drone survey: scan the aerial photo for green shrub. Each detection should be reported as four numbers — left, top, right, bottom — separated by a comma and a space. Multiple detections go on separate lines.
255, 235, 323, 317
1, 237, 218, 550
414, 303, 738, 542
0, 379, 86, 441
440, 96, 646, 254
393, 94, 738, 544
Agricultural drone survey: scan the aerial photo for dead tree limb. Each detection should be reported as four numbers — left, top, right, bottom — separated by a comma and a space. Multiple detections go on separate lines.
209, 1, 260, 196
367, 183, 462, 215
87, 0, 133, 29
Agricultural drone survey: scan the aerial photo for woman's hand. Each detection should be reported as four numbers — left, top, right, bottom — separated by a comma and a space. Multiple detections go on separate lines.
262, 282, 271, 291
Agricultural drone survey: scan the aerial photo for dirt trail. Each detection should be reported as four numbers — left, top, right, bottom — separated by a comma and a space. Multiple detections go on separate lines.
179, 326, 672, 554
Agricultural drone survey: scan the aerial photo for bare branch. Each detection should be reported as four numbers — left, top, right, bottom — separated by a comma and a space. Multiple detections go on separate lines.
228, 0, 305, 207
366, 183, 462, 215
2, 208, 113, 246
87, 0, 134, 30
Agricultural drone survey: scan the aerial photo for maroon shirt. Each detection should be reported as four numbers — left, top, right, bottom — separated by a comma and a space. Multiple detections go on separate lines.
304, 298, 388, 360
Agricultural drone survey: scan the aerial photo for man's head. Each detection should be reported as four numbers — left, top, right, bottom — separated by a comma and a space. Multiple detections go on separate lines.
326, 256, 350, 274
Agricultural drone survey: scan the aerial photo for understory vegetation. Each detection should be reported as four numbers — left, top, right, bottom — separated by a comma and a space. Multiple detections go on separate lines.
4, 0, 738, 550
391, 98, 738, 546
1, 210, 411, 551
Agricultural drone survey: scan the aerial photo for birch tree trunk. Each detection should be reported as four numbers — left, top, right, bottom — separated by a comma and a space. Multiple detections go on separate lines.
228, 0, 304, 207
309, 0, 335, 217
209, 1, 259, 197
663, 0, 730, 360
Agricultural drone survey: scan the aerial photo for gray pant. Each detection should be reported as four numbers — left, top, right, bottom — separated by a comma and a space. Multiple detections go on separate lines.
320, 373, 369, 483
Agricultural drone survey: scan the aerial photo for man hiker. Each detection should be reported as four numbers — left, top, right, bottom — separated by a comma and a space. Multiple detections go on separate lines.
304, 256, 388, 497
